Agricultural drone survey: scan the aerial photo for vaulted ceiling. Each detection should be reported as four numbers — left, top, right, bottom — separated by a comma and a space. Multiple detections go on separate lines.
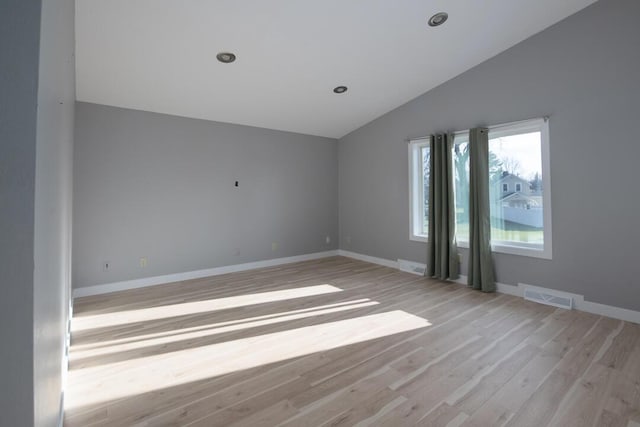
76, 0, 596, 138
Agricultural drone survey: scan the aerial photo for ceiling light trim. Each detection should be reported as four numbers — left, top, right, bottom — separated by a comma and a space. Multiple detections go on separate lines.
428, 12, 448, 27
216, 52, 237, 63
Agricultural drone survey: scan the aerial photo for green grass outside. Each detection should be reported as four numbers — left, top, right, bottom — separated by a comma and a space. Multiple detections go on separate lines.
423, 220, 543, 244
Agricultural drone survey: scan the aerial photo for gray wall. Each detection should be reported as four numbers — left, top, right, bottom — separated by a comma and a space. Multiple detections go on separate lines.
0, 1, 41, 425
339, 0, 640, 311
34, 0, 75, 426
0, 1, 74, 426
74, 103, 338, 288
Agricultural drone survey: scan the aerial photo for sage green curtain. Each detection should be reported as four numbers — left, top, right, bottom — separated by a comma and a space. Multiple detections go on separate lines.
427, 133, 459, 280
468, 128, 495, 292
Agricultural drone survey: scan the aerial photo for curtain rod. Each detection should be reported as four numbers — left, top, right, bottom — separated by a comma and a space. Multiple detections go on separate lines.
405, 115, 550, 142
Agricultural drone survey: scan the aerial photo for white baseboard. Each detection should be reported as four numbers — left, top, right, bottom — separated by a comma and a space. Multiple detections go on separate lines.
454, 275, 522, 297
338, 250, 640, 324
73, 250, 339, 298
57, 392, 64, 427
578, 300, 640, 324
337, 250, 398, 269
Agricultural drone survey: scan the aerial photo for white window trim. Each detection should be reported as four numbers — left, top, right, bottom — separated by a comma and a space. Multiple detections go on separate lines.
409, 138, 429, 242
495, 117, 552, 259
410, 118, 552, 260
458, 118, 552, 259
515, 183, 522, 192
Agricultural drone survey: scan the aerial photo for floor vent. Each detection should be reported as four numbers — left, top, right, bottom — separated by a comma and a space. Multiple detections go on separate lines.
398, 259, 426, 276
523, 286, 573, 310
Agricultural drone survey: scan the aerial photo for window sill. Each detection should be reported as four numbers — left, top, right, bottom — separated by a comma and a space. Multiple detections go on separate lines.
491, 242, 552, 259
410, 234, 428, 243
457, 239, 551, 259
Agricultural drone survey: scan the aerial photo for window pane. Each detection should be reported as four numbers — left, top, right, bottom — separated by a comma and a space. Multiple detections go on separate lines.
421, 146, 430, 235
454, 139, 469, 241
488, 131, 544, 245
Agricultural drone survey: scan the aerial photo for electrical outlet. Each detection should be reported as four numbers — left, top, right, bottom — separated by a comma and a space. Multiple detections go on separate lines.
140, 257, 148, 268
102, 261, 110, 272
325, 236, 331, 244
272, 242, 278, 251
346, 236, 352, 245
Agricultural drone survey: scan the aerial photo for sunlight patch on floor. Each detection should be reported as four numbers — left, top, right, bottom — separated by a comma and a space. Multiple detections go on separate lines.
72, 284, 343, 331
70, 299, 379, 362
72, 298, 374, 351
66, 310, 431, 410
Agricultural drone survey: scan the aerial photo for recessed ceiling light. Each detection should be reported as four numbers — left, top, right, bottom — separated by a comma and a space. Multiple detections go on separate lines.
216, 52, 236, 63
333, 86, 348, 94
428, 12, 448, 27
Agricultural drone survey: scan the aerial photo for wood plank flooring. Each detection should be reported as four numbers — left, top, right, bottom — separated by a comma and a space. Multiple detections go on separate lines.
64, 256, 640, 426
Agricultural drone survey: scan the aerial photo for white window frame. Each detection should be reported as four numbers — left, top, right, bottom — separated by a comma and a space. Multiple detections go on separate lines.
409, 138, 429, 242
503, 183, 509, 192
452, 130, 470, 242
515, 183, 522, 192
410, 118, 552, 259
456, 118, 552, 259
488, 118, 552, 259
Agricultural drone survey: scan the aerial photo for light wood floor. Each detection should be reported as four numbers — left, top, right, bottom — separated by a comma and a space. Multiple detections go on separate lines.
65, 256, 640, 427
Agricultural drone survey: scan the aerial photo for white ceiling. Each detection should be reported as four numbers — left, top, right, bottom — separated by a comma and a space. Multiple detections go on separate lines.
76, 0, 596, 139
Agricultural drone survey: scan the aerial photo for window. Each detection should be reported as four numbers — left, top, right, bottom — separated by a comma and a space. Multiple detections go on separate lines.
453, 134, 470, 242
411, 132, 472, 243
409, 138, 429, 241
484, 118, 551, 258
410, 118, 552, 258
